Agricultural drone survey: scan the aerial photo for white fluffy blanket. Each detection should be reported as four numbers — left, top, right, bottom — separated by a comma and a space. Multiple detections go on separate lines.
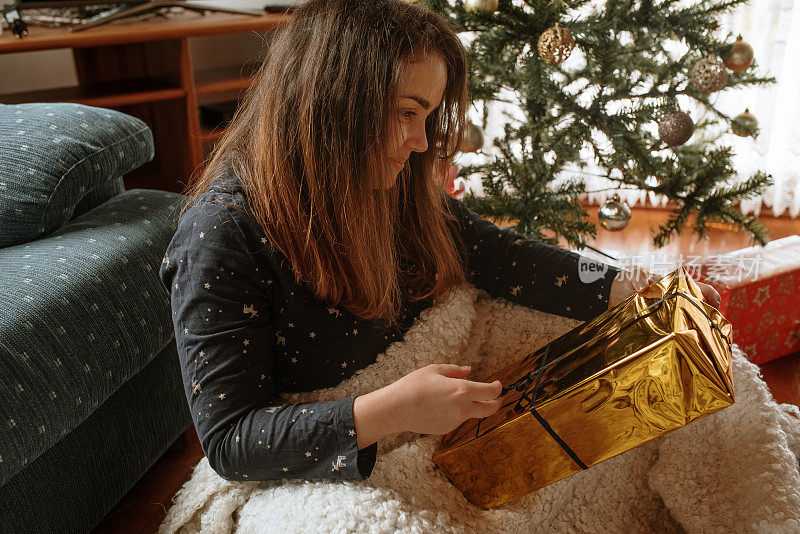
159, 284, 800, 534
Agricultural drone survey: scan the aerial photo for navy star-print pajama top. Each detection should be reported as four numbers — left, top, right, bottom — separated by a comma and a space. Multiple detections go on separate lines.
158, 170, 620, 482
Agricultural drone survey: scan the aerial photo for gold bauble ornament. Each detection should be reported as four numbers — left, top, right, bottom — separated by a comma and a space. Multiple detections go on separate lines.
537, 23, 576, 65
732, 108, 758, 137
464, 0, 499, 13
598, 193, 631, 231
459, 122, 485, 152
691, 56, 729, 94
723, 35, 755, 72
658, 111, 694, 146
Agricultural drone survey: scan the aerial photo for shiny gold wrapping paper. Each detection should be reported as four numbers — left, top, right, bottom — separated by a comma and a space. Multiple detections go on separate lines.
431, 267, 735, 509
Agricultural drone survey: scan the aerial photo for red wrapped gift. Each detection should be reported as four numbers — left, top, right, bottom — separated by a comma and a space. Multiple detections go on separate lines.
698, 235, 800, 365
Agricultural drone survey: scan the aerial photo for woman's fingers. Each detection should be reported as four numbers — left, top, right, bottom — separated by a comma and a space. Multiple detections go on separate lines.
698, 281, 722, 308
471, 398, 504, 417
468, 379, 503, 400
629, 267, 655, 292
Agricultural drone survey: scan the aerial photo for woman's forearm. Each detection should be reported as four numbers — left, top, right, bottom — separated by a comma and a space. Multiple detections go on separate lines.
353, 386, 402, 450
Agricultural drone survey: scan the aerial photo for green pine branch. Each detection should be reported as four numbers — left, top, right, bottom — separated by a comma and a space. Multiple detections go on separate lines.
424, 0, 776, 249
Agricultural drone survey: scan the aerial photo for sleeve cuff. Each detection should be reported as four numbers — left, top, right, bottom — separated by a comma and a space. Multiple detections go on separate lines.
602, 264, 622, 311
335, 396, 378, 480
357, 442, 378, 479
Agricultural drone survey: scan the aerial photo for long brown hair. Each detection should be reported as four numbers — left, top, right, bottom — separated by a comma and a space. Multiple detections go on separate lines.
181, 0, 470, 330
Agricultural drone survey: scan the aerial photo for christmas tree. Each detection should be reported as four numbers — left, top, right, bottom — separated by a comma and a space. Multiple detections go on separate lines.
424, 0, 776, 248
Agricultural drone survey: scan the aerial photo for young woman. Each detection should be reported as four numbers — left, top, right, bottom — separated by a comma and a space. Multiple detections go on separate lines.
159, 0, 720, 482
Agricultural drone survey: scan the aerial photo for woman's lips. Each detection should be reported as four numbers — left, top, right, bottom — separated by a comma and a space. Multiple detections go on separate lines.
391, 158, 407, 169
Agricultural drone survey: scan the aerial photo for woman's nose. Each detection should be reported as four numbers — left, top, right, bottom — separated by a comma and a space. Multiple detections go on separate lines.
406, 124, 428, 153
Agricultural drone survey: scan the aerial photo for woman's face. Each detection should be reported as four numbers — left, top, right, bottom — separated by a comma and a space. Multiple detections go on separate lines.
379, 53, 447, 189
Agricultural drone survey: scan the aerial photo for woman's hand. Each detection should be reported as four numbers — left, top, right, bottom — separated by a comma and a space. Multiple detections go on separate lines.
608, 267, 656, 308
608, 266, 722, 309
385, 364, 503, 436
694, 280, 721, 308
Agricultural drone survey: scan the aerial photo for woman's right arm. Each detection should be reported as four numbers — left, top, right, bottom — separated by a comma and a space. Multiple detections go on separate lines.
159, 196, 378, 481
352, 386, 399, 450
360, 364, 503, 443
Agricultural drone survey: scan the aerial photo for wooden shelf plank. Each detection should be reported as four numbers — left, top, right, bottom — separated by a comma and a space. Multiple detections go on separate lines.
196, 76, 253, 95
195, 62, 259, 95
0, 78, 185, 107
0, 12, 290, 53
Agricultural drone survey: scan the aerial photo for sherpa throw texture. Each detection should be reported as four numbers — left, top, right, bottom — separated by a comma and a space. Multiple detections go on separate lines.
159, 283, 800, 534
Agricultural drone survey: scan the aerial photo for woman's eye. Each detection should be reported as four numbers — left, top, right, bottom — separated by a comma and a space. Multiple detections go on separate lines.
400, 110, 416, 120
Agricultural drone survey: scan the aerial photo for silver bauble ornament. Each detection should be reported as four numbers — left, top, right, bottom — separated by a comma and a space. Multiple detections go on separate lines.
598, 193, 631, 231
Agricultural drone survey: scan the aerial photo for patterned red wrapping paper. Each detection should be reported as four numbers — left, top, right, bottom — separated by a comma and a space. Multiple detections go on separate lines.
697, 234, 800, 365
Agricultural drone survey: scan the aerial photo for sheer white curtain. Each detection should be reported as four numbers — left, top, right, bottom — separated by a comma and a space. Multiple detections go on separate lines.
456, 0, 800, 218
714, 0, 800, 217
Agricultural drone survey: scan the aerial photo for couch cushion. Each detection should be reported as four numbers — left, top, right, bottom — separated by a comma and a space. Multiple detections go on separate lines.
0, 188, 189, 488
0, 103, 154, 248
0, 341, 191, 533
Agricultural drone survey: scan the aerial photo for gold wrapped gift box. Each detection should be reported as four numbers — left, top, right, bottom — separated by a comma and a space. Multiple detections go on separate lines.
432, 267, 735, 509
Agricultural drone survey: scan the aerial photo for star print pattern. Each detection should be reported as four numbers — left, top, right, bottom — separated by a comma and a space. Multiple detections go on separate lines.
158, 167, 619, 484
443, 195, 620, 322
159, 183, 377, 482
753, 286, 770, 307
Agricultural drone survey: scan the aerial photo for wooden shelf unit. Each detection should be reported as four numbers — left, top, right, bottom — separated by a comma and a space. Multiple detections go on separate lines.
0, 11, 290, 193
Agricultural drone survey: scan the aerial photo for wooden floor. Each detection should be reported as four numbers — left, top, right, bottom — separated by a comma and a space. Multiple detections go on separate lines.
91, 205, 800, 534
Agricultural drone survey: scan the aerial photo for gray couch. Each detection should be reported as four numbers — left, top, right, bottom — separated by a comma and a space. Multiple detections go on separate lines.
0, 102, 192, 533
